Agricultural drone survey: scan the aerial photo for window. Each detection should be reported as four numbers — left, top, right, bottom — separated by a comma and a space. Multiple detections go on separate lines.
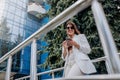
14, 15, 21, 23
7, 13, 14, 20
8, 5, 16, 13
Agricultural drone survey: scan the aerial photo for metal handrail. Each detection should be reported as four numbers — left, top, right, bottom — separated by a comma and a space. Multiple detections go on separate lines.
92, 0, 120, 73
0, 0, 93, 80
15, 54, 120, 80
52, 74, 120, 80
15, 67, 64, 80
15, 56, 107, 80
0, 0, 120, 80
0, 0, 92, 64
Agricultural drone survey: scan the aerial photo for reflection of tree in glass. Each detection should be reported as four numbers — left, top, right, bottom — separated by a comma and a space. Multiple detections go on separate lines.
14, 34, 23, 46
0, 18, 11, 70
12, 34, 23, 72
0, 18, 23, 72
0, 18, 10, 41
0, 18, 11, 57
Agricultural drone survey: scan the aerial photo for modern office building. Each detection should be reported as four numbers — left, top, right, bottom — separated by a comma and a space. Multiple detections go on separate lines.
0, 0, 50, 79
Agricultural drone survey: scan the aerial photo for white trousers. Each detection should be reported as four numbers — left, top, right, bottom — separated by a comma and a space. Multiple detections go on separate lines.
64, 63, 84, 78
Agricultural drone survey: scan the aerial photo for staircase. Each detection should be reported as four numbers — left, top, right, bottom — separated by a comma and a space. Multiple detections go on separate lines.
0, 0, 120, 80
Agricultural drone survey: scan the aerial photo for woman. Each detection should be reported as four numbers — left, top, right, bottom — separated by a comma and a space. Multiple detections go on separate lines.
62, 21, 96, 78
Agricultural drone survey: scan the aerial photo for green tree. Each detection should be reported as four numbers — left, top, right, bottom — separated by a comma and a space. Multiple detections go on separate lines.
38, 0, 120, 75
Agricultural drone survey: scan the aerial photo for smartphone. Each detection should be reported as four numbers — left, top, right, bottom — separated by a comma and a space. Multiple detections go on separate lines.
66, 37, 71, 41
66, 37, 72, 47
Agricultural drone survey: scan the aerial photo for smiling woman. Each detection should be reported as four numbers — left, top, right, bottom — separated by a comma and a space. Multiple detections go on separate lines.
61, 21, 97, 78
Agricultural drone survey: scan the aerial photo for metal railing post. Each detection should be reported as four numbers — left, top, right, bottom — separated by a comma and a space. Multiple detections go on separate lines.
30, 39, 37, 80
5, 56, 12, 80
91, 0, 120, 73
52, 72, 55, 79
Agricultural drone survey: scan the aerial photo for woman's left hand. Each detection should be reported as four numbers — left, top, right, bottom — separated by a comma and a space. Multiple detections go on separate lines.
69, 40, 80, 49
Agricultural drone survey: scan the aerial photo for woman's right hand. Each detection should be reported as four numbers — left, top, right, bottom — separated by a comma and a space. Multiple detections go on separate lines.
62, 40, 68, 49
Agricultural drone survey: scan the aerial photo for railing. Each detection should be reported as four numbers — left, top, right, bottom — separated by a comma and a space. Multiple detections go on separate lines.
15, 67, 64, 80
52, 74, 120, 80
15, 56, 106, 80
0, 0, 120, 80
15, 54, 120, 80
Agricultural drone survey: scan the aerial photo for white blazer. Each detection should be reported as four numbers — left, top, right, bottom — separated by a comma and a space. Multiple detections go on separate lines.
62, 34, 96, 74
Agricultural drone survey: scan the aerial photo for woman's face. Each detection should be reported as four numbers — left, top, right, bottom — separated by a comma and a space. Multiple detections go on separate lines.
66, 24, 75, 36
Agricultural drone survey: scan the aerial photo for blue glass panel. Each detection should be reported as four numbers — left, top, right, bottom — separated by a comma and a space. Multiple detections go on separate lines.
15, 9, 22, 17
14, 16, 21, 23
7, 24, 13, 33
9, 0, 16, 3
7, 13, 14, 20
17, 0, 23, 7
8, 5, 16, 13
12, 26, 19, 35
0, 1, 51, 79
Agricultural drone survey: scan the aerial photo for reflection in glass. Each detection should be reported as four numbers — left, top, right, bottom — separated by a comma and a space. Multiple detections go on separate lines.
8, 5, 16, 13
7, 13, 14, 20
0, 0, 50, 79
0, 19, 10, 41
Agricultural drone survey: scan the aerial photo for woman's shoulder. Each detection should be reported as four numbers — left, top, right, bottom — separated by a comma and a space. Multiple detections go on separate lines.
77, 34, 86, 37
75, 34, 87, 41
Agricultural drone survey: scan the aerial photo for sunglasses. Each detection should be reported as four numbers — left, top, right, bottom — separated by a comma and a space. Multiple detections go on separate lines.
66, 27, 74, 30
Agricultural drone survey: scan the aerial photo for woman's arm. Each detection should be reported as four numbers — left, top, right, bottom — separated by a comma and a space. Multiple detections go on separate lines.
61, 41, 68, 60
77, 34, 91, 54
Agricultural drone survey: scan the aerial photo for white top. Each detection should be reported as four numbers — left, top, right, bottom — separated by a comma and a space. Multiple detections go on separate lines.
62, 34, 96, 74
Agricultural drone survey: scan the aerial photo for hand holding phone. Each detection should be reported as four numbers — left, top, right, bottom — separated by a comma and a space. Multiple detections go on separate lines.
66, 37, 71, 46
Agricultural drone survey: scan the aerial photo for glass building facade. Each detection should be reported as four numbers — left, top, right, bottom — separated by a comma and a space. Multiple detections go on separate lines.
0, 0, 50, 79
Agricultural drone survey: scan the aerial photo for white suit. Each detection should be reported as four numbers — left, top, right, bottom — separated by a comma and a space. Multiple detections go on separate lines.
62, 34, 96, 77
